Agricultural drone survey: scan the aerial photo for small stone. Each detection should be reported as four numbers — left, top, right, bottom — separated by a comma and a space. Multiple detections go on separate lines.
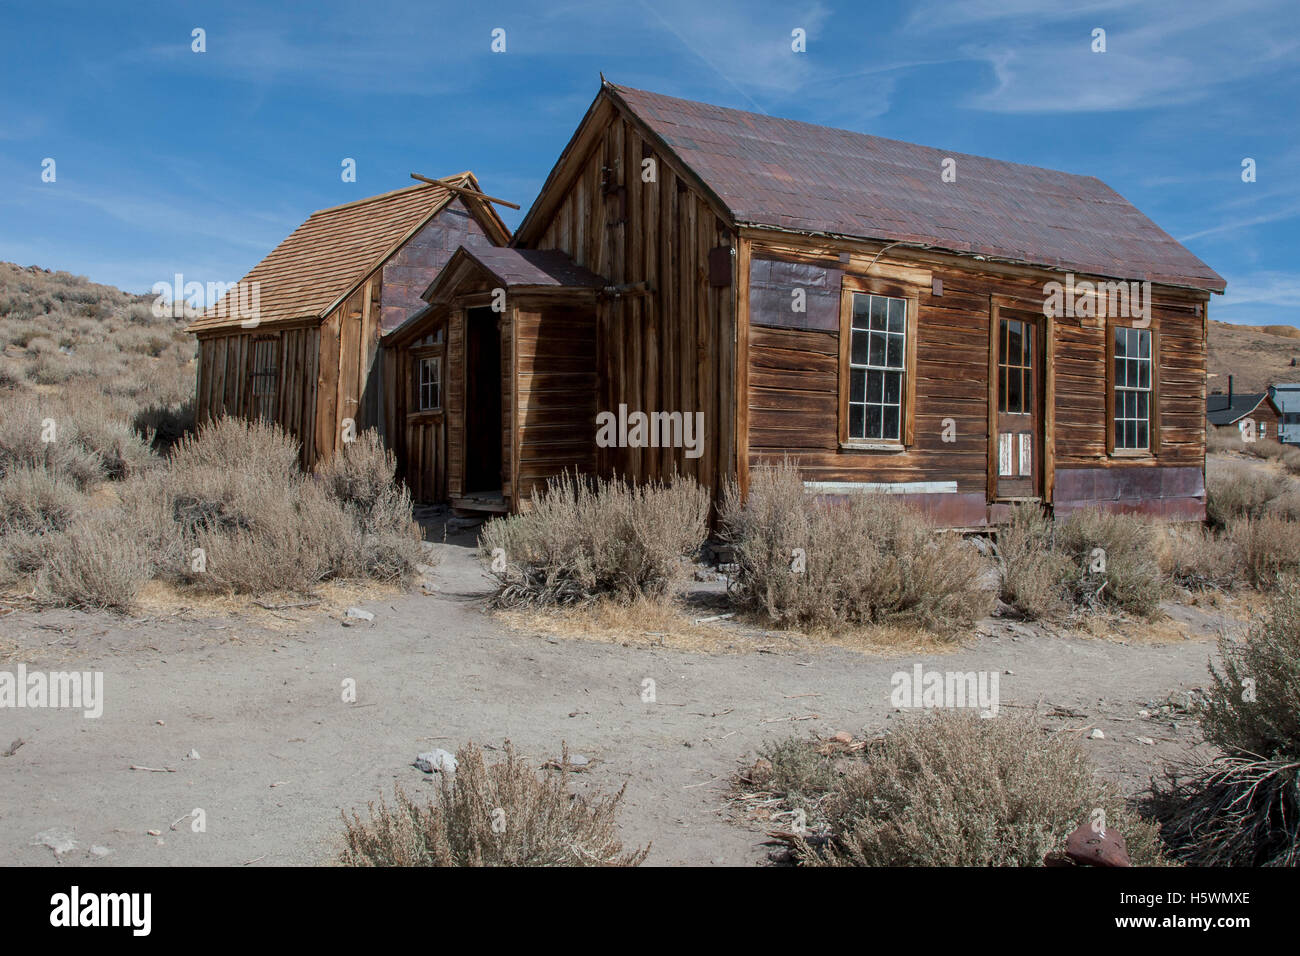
1136, 736, 1155, 746
345, 607, 375, 622
414, 749, 457, 774
1004, 669, 1015, 676
1138, 709, 1150, 718
32, 829, 77, 856
146, 829, 161, 836
1089, 729, 1105, 740
832, 731, 853, 744
184, 749, 201, 760
415, 563, 437, 576
567, 753, 590, 767
90, 845, 112, 857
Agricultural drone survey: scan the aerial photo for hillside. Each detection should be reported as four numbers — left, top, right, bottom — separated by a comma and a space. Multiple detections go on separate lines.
0, 262, 195, 444
1208, 319, 1300, 394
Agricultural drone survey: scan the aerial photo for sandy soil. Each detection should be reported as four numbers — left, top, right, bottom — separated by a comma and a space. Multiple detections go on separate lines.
0, 523, 1239, 867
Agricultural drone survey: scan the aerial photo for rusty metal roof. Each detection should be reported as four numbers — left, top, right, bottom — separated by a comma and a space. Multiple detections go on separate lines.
455, 246, 606, 289
610, 84, 1225, 293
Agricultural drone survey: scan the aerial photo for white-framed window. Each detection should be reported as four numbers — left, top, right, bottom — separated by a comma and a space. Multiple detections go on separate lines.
250, 337, 279, 422
847, 292, 907, 442
1113, 327, 1151, 450
417, 355, 441, 411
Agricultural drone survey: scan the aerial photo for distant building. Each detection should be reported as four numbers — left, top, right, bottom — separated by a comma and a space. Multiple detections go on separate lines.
1207, 375, 1283, 441
1270, 383, 1300, 445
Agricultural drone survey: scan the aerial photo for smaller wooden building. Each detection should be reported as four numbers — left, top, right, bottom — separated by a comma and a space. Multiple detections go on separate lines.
1207, 377, 1283, 441
187, 173, 510, 467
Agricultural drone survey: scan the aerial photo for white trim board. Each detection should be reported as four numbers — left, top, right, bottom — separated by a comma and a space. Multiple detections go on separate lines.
803, 480, 958, 495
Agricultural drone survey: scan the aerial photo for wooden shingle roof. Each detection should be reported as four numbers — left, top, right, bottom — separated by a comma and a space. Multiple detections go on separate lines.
187, 173, 492, 333
596, 83, 1225, 293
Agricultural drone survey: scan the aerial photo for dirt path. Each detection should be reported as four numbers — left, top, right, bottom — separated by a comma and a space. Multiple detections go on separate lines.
0, 530, 1234, 866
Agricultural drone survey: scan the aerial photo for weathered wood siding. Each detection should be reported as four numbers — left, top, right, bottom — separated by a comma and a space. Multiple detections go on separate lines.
525, 110, 735, 495
742, 232, 1210, 523
315, 277, 382, 464
513, 306, 598, 500
194, 324, 320, 467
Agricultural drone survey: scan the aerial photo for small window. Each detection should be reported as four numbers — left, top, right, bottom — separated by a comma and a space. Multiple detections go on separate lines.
416, 355, 441, 411
250, 337, 279, 422
846, 293, 907, 442
1113, 327, 1152, 451
998, 318, 1033, 414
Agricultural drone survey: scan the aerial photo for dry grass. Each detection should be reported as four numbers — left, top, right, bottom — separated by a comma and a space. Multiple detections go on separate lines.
994, 502, 1071, 619
720, 459, 991, 636
340, 741, 648, 867
1147, 587, 1300, 866
479, 471, 710, 607
742, 714, 1168, 867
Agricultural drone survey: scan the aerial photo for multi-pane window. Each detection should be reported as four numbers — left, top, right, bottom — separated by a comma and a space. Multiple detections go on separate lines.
417, 356, 441, 411
250, 337, 279, 422
998, 318, 1033, 413
1114, 327, 1152, 450
847, 293, 907, 441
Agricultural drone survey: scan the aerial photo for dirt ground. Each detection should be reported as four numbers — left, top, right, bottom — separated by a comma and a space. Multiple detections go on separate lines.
0, 520, 1239, 867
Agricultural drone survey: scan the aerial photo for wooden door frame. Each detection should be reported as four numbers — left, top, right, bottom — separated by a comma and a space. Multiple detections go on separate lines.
988, 295, 1055, 503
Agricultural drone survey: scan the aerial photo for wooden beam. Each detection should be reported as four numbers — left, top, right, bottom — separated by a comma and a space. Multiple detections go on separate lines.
409, 173, 521, 210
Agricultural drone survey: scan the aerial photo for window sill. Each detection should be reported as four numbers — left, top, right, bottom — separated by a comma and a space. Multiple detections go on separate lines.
1109, 449, 1153, 459
839, 441, 907, 454
407, 410, 444, 423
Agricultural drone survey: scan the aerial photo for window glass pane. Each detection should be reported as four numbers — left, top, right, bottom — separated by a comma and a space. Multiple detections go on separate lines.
1124, 420, 1136, 449
866, 404, 882, 439
1007, 322, 1022, 367
852, 294, 871, 329
887, 297, 905, 333
850, 404, 864, 438
883, 405, 899, 440
886, 332, 903, 369
1136, 421, 1148, 448
867, 369, 883, 403
1137, 331, 1149, 359
850, 368, 866, 403
998, 367, 1007, 413
1022, 324, 1032, 366
1007, 367, 1022, 412
869, 331, 885, 366
1138, 360, 1149, 389
1114, 355, 1125, 387
870, 295, 888, 330
1137, 391, 1148, 419
884, 370, 901, 404
1023, 368, 1032, 410
1114, 328, 1127, 358
851, 329, 869, 365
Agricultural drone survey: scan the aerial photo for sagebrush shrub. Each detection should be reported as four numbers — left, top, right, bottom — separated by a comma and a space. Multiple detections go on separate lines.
791, 713, 1166, 867
720, 460, 990, 633
1054, 509, 1166, 618
480, 471, 709, 606
0, 465, 83, 534
35, 515, 150, 612
1206, 460, 1288, 527
1227, 515, 1300, 588
995, 502, 1071, 619
1155, 523, 1239, 592
341, 741, 648, 867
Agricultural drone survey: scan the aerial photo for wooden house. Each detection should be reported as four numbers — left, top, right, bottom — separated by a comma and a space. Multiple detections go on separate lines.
187, 173, 510, 467
384, 81, 1224, 525
1207, 376, 1283, 441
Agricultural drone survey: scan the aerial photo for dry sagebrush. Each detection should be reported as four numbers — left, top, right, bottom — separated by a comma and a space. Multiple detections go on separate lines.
771, 714, 1167, 867
1148, 587, 1300, 866
720, 459, 990, 635
479, 471, 709, 607
341, 742, 648, 867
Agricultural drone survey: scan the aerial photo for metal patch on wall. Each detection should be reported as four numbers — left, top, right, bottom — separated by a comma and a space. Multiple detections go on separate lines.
749, 256, 842, 332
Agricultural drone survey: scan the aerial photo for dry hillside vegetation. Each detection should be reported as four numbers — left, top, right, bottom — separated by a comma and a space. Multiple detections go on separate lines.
0, 263, 426, 612
1208, 319, 1300, 393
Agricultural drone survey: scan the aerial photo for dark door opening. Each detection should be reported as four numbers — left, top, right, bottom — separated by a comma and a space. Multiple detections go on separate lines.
464, 306, 503, 494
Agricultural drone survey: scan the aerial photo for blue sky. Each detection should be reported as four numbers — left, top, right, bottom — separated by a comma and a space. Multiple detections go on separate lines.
1, 0, 1297, 325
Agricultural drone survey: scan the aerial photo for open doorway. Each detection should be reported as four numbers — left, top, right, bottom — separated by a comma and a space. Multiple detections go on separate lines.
464, 306, 503, 495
